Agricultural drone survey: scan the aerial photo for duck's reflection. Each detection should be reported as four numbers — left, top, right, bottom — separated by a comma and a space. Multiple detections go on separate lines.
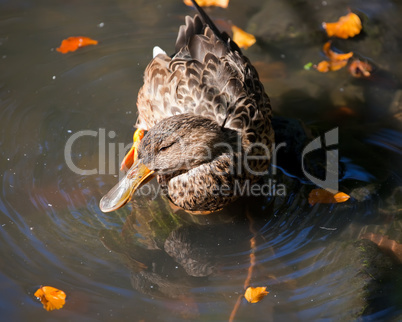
100, 189, 274, 299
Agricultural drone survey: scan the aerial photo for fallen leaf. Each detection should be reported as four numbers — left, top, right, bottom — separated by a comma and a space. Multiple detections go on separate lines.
309, 189, 350, 205
56, 36, 98, 54
231, 25, 256, 49
322, 41, 353, 62
322, 12, 362, 39
183, 0, 229, 8
315, 60, 348, 72
315, 41, 353, 73
34, 286, 66, 311
334, 192, 351, 203
120, 128, 145, 171
348, 59, 373, 78
244, 286, 269, 303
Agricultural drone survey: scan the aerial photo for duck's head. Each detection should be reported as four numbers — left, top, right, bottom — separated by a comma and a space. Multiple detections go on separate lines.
100, 114, 239, 212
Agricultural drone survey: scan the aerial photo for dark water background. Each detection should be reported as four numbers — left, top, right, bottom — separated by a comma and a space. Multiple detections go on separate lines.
1, 0, 402, 320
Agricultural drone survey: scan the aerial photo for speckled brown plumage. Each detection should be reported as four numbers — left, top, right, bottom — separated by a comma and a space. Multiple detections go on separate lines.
131, 1, 273, 212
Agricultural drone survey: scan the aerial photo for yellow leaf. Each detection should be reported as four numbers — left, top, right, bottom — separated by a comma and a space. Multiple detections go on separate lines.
231, 25, 256, 49
315, 59, 348, 72
308, 189, 350, 205
183, 0, 229, 8
315, 41, 353, 73
322, 41, 353, 62
315, 60, 331, 73
34, 286, 66, 311
334, 192, 351, 203
244, 286, 269, 303
322, 12, 362, 39
120, 128, 145, 171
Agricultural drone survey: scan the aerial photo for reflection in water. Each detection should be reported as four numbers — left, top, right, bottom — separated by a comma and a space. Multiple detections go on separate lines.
99, 163, 402, 320
1, 0, 402, 320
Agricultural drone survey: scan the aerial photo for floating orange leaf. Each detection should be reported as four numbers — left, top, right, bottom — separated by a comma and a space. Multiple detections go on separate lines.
34, 286, 66, 311
244, 286, 269, 303
183, 0, 229, 8
315, 60, 348, 72
348, 59, 372, 78
231, 25, 256, 49
315, 41, 353, 73
322, 41, 353, 61
309, 189, 350, 205
56, 36, 98, 54
322, 12, 362, 39
120, 128, 145, 171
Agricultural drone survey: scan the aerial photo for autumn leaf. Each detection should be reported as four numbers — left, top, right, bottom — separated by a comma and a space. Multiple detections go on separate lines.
309, 189, 350, 205
244, 286, 269, 303
322, 12, 362, 39
315, 60, 348, 72
56, 36, 98, 54
322, 41, 353, 61
315, 41, 353, 73
120, 128, 145, 171
34, 286, 66, 311
183, 0, 229, 8
231, 25, 256, 49
348, 59, 373, 78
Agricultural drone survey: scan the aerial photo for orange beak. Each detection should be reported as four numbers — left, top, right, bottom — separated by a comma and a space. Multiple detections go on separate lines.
100, 159, 155, 212
120, 128, 145, 171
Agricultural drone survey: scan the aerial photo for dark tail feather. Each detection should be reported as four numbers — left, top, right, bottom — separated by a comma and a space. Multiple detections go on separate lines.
175, 15, 204, 53
190, 0, 223, 40
190, 0, 242, 53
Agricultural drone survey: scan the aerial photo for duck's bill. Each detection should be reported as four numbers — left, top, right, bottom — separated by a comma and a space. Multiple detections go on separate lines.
99, 161, 155, 212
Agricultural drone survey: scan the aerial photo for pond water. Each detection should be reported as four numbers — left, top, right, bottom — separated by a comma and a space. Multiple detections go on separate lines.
1, 0, 402, 320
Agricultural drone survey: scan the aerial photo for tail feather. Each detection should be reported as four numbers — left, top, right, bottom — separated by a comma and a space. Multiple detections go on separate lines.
190, 0, 242, 53
189, 0, 223, 41
175, 15, 204, 53
175, 0, 242, 54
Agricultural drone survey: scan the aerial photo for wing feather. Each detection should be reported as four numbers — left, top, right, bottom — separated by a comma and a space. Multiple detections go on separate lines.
136, 9, 272, 151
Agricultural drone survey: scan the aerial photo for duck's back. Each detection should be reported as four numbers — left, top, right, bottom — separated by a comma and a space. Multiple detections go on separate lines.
136, 13, 273, 152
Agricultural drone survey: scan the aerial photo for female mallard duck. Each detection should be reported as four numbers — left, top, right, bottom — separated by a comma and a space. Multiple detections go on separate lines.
100, 0, 273, 213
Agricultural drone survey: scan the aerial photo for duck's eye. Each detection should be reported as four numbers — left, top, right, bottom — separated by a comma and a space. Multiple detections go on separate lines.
159, 142, 175, 152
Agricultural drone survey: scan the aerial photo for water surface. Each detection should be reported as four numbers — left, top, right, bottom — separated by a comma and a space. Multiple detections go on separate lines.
1, 0, 402, 320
